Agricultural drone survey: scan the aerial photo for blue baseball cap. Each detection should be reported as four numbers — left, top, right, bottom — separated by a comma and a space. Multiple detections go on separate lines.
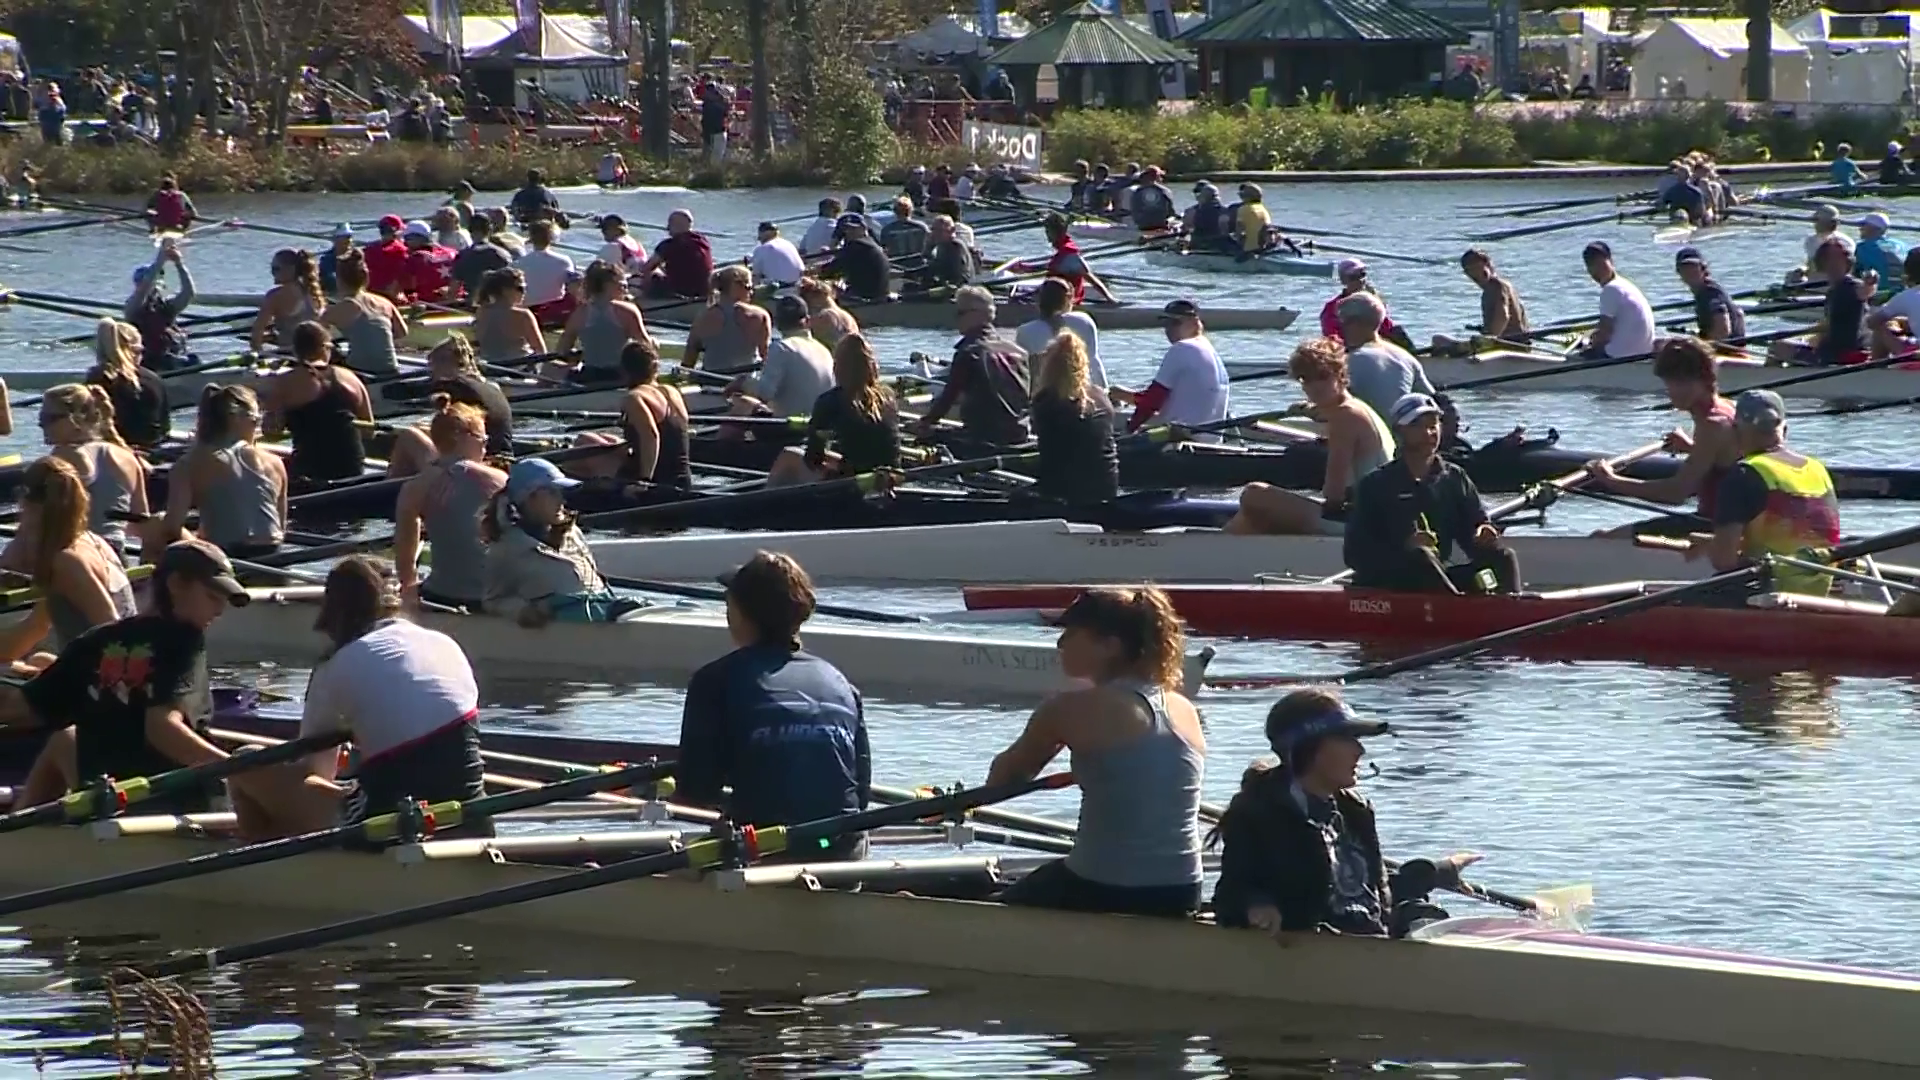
1268, 701, 1388, 761
505, 458, 582, 502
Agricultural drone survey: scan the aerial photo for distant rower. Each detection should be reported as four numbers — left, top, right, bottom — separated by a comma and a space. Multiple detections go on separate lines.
1673, 247, 1745, 343
1575, 241, 1654, 360
144, 174, 196, 234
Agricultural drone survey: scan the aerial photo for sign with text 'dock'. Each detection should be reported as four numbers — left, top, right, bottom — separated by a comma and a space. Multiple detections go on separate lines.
963, 120, 1044, 172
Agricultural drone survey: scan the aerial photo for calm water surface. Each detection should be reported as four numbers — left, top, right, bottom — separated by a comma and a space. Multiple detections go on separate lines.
0, 179, 1913, 1077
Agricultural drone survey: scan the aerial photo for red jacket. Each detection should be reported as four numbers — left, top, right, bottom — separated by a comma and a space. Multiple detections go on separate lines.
404, 244, 457, 302
363, 239, 410, 298
1320, 292, 1399, 344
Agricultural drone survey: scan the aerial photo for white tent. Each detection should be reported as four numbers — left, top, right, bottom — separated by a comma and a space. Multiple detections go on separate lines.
899, 15, 988, 57
1788, 9, 1915, 104
1631, 18, 1810, 103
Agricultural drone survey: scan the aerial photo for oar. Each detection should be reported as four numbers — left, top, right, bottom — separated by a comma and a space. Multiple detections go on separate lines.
1439, 325, 1809, 394
85, 771, 1076, 986
0, 729, 349, 834
1304, 241, 1448, 268
1467, 208, 1658, 244
602, 573, 924, 625
0, 210, 143, 240
0, 758, 673, 917
1639, 348, 1920, 411
1506, 281, 1823, 342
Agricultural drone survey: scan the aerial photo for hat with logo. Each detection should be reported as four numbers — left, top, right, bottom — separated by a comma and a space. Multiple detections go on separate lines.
505, 458, 582, 503
1733, 389, 1786, 430
1335, 258, 1368, 280
1674, 245, 1706, 267
1389, 392, 1443, 427
156, 538, 250, 607
377, 214, 405, 233
329, 223, 355, 240
402, 220, 432, 241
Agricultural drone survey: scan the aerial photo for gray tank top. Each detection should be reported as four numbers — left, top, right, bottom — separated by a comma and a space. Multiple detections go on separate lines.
275, 291, 320, 344
197, 441, 284, 550
1064, 680, 1203, 889
475, 306, 531, 364
578, 297, 630, 375
339, 295, 399, 375
47, 533, 136, 649
700, 303, 758, 375
421, 460, 493, 603
73, 442, 132, 552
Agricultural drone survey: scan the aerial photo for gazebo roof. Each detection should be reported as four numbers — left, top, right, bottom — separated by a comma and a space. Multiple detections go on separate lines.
986, 2, 1192, 66
1181, 0, 1469, 45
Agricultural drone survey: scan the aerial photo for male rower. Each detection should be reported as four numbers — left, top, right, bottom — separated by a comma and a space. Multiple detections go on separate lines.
748, 220, 805, 289
1576, 241, 1655, 361
799, 197, 842, 256
817, 214, 891, 303
917, 285, 1030, 452
1852, 212, 1906, 286
1111, 299, 1229, 437
1463, 248, 1528, 343
1585, 336, 1739, 536
509, 168, 561, 225
1867, 247, 1920, 356
637, 209, 714, 301
1184, 181, 1234, 255
1830, 143, 1868, 194
1798, 205, 1852, 283
1768, 238, 1871, 368
1343, 393, 1519, 595
1702, 389, 1841, 597
878, 196, 929, 260
1673, 248, 1745, 343
1338, 292, 1434, 423
1233, 183, 1271, 255
679, 552, 870, 862
1127, 166, 1178, 234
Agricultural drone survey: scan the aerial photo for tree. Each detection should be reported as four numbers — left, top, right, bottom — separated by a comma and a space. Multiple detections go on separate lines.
225, 0, 413, 140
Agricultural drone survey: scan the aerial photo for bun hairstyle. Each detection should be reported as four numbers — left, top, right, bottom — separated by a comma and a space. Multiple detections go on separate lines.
477, 267, 525, 306
428, 334, 480, 376
619, 338, 661, 387
582, 258, 622, 297
336, 248, 371, 293
427, 392, 487, 453
1053, 585, 1186, 689
195, 383, 261, 444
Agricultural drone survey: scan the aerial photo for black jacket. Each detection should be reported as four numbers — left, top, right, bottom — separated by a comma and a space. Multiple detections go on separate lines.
1210, 767, 1389, 934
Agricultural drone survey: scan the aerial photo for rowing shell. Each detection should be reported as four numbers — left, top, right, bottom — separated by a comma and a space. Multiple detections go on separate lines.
1142, 249, 1337, 278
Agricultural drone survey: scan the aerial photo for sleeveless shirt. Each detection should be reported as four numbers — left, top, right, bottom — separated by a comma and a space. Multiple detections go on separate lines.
1064, 680, 1204, 889
196, 441, 284, 549
337, 294, 399, 375
47, 533, 137, 649
420, 460, 495, 604
699, 303, 759, 375
283, 367, 366, 482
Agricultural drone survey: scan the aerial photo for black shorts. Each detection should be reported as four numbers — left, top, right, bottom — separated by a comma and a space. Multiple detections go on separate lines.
340, 718, 491, 847
997, 858, 1199, 919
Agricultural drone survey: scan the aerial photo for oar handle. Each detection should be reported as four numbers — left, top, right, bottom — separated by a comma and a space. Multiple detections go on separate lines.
1483, 440, 1665, 521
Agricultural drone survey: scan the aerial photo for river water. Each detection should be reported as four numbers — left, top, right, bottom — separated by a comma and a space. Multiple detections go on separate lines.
0, 180, 1914, 1078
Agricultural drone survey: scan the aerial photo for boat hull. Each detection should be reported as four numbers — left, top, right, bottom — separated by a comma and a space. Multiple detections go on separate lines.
1339, 348, 1920, 401
1142, 248, 1336, 277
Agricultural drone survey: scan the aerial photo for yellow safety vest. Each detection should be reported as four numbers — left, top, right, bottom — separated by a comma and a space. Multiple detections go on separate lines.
1740, 452, 1840, 596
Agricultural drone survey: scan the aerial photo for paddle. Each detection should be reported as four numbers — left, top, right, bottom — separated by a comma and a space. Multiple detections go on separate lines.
0, 729, 350, 834
1438, 326, 1811, 394
0, 758, 673, 917
601, 573, 925, 625
86, 771, 1075, 986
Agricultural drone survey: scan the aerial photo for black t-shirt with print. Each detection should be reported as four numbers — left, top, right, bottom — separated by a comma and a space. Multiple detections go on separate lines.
23, 614, 214, 808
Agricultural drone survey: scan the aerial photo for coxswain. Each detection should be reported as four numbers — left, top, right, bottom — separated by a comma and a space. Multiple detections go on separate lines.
471, 268, 548, 366
903, 164, 929, 209
446, 180, 477, 231
514, 220, 578, 325
232, 556, 489, 842
1211, 687, 1480, 937
919, 214, 976, 290
0, 458, 136, 691
1183, 181, 1234, 255
1342, 393, 1519, 594
799, 198, 842, 256
768, 333, 900, 487
143, 173, 195, 234
1768, 238, 1871, 367
798, 275, 860, 348
928, 163, 954, 204
84, 318, 167, 450
1083, 163, 1115, 214
318, 223, 355, 298
1853, 211, 1906, 285
508, 168, 561, 225
125, 240, 196, 373
1702, 389, 1841, 597
879, 196, 930, 260
148, 384, 286, 560
1867, 248, 1920, 357
1111, 299, 1229, 436
918, 285, 1031, 451
1127, 166, 1177, 234
1830, 143, 1868, 193
818, 215, 892, 303
1462, 247, 1528, 343
1584, 336, 1739, 536
1319, 259, 1408, 349
482, 459, 634, 625
430, 206, 469, 252
320, 249, 406, 377
258, 321, 373, 484
1337, 292, 1434, 423
451, 214, 514, 300
990, 585, 1204, 918
395, 397, 507, 611
1013, 277, 1106, 388
363, 215, 411, 300
980, 162, 1023, 201
1882, 141, 1910, 186
1232, 183, 1272, 255
14, 539, 249, 813
40, 382, 148, 557
1574, 241, 1655, 360
1673, 248, 1745, 343
249, 249, 325, 353
638, 209, 714, 301
1225, 338, 1392, 536
1065, 160, 1093, 212
597, 148, 629, 187
595, 214, 645, 278
1797, 205, 1851, 283
556, 259, 652, 383
727, 294, 834, 420
678, 551, 871, 861
1031, 332, 1118, 505
749, 220, 805, 288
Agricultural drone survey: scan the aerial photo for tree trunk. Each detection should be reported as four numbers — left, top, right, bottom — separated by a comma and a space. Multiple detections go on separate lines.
1745, 1, 1771, 102
786, 0, 814, 115
641, 0, 674, 158
746, 0, 772, 155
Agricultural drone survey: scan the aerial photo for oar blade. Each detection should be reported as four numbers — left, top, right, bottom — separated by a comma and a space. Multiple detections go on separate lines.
1528, 883, 1596, 931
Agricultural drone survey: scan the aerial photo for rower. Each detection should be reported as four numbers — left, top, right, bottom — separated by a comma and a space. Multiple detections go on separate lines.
1338, 292, 1434, 423
1462, 247, 1528, 344
143, 173, 195, 234
1102, 163, 1140, 216
932, 197, 978, 254
1066, 159, 1094, 212
513, 220, 577, 325
918, 285, 1030, 451
400, 336, 515, 458
903, 165, 928, 209
879, 196, 930, 260
638, 209, 715, 302
1083, 163, 1115, 214
471, 267, 548, 366
248, 249, 325, 353
990, 585, 1204, 918
818, 215, 892, 303
125, 240, 195, 372
598, 148, 629, 187
1585, 337, 1738, 537
596, 214, 645, 278
16, 538, 248, 812
232, 556, 489, 842
508, 168, 561, 225
1881, 141, 1909, 186
1797, 205, 1851, 283
1183, 181, 1234, 255
1830, 142, 1868, 193
678, 551, 871, 862
749, 220, 805, 289
919, 215, 976, 290
1343, 392, 1519, 595
318, 223, 354, 298
258, 321, 373, 485
556, 259, 651, 383
1667, 163, 1711, 227
956, 163, 982, 203
0, 457, 137, 687
1112, 299, 1229, 438
396, 398, 506, 611
980, 162, 1023, 201
575, 339, 693, 491
485, 207, 527, 258
430, 207, 470, 252
446, 180, 477, 231
928, 163, 954, 205
1867, 248, 1920, 357
685, 265, 769, 376
320, 249, 406, 377
727, 295, 833, 420
798, 275, 860, 347
1574, 241, 1655, 361
1128, 166, 1177, 234
1232, 182, 1271, 255
451, 216, 513, 300
1319, 260, 1406, 348
1702, 389, 1840, 597
1031, 332, 1118, 505
1767, 238, 1870, 368
147, 384, 286, 561
768, 333, 901, 488
364, 214, 410, 299
1673, 248, 1745, 343
1027, 213, 1117, 304
483, 458, 638, 625
1852, 212, 1906, 286
845, 193, 880, 235
85, 318, 167, 449
1013, 277, 1107, 389
1224, 338, 1391, 536
40, 383, 148, 557
1210, 687, 1479, 937
799, 198, 842, 256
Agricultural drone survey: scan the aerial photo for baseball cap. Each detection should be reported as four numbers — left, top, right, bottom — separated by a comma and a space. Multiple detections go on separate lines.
1158, 298, 1201, 321
451, 180, 475, 194
402, 221, 432, 240
1813, 203, 1841, 222
835, 213, 867, 229
505, 458, 582, 502
772, 294, 809, 326
757, 219, 777, 233
1268, 700, 1389, 760
156, 538, 249, 607
1859, 212, 1892, 230
1733, 389, 1786, 429
1674, 246, 1706, 267
1389, 392, 1442, 427
377, 214, 405, 233
132, 265, 152, 284
1582, 240, 1612, 261
1193, 180, 1217, 195
1335, 258, 1367, 279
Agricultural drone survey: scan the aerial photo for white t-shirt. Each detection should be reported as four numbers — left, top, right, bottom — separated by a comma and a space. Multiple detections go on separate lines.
953, 221, 977, 250
755, 330, 836, 416
1805, 230, 1855, 265
749, 236, 806, 286
1875, 285, 1920, 328
953, 176, 975, 201
300, 619, 479, 761
597, 235, 644, 274
514, 248, 575, 306
799, 216, 837, 255
1150, 335, 1230, 429
1014, 311, 1108, 388
1597, 275, 1656, 358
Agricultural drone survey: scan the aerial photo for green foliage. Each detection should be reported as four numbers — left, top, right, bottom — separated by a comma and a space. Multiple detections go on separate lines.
802, 59, 898, 185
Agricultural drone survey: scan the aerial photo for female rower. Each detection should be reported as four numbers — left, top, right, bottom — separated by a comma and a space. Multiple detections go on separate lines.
0, 457, 137, 681
227, 556, 488, 842
768, 332, 899, 487
258, 321, 373, 484
1030, 332, 1117, 505
147, 385, 286, 560
483, 458, 638, 626
395, 397, 507, 611
319, 249, 407, 376
1224, 338, 1392, 536
798, 276, 859, 349
123, 240, 195, 372
554, 259, 649, 384
386, 337, 515, 476
485, 207, 527, 258
1585, 335, 1740, 537
248, 248, 325, 353
39, 383, 148, 557
989, 586, 1204, 918
571, 339, 693, 489
85, 317, 167, 449
472, 267, 547, 366
1210, 686, 1480, 938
